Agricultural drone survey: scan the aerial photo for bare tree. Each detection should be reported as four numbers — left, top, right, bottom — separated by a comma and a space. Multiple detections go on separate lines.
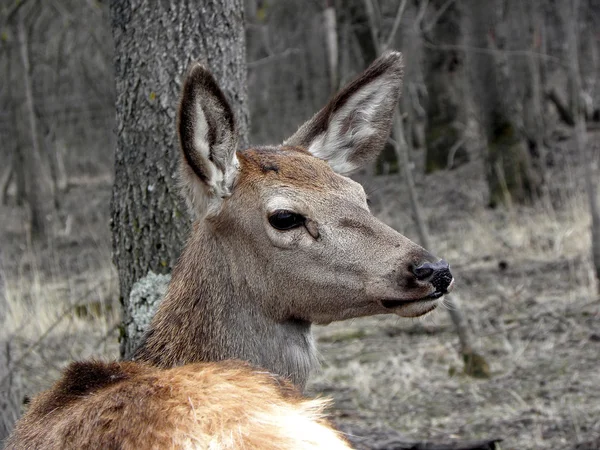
465, 0, 540, 208
564, 0, 600, 291
521, 0, 548, 181
17, 7, 49, 240
0, 45, 24, 207
110, 0, 249, 357
1, 0, 105, 214
423, 0, 469, 173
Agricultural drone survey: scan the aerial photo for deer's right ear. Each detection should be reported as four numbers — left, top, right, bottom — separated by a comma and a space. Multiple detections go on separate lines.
284, 51, 404, 175
178, 63, 239, 217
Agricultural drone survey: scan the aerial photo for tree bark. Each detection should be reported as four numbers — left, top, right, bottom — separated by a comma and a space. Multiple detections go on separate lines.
110, 0, 248, 357
465, 0, 539, 208
423, 0, 468, 173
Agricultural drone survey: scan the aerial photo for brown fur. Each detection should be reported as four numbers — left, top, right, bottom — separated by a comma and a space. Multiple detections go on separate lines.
237, 146, 344, 190
6, 361, 350, 449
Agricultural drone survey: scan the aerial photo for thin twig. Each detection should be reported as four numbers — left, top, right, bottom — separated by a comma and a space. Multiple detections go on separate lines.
422, 0, 455, 34
414, 0, 429, 31
446, 135, 467, 170
422, 40, 563, 64
363, 0, 382, 54
382, 0, 408, 51
1, 0, 33, 25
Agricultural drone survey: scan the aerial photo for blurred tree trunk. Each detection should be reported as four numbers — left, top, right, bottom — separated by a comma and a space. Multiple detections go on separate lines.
1, 82, 16, 206
323, 0, 338, 93
465, 0, 539, 208
400, 3, 426, 154
564, 0, 600, 290
110, 0, 248, 357
522, 0, 547, 180
423, 0, 468, 173
42, 126, 67, 208
17, 11, 49, 240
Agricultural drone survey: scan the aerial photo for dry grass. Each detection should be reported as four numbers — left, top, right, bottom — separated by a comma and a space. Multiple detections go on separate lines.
1, 135, 599, 449
0, 178, 120, 441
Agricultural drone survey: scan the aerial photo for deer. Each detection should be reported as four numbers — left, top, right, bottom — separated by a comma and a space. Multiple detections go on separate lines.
6, 51, 453, 449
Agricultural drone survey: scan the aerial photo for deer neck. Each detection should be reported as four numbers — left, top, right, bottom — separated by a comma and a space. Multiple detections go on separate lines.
133, 223, 316, 390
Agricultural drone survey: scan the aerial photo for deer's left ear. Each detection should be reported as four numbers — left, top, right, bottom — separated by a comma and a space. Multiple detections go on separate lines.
284, 51, 404, 175
178, 63, 239, 217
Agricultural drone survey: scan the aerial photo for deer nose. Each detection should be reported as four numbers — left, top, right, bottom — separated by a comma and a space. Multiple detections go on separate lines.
413, 260, 453, 293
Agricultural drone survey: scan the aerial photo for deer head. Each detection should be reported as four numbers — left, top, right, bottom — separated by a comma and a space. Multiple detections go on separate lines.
135, 52, 453, 387
177, 51, 452, 322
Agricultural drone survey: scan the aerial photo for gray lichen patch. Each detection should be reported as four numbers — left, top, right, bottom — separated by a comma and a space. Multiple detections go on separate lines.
121, 271, 171, 359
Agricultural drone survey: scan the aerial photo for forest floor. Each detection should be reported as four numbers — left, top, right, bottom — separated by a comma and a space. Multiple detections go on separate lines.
0, 131, 599, 450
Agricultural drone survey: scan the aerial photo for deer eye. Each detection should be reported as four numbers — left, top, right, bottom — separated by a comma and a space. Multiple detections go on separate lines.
268, 210, 306, 230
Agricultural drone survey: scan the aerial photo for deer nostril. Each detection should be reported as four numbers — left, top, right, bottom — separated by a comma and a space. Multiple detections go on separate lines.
413, 264, 434, 280
413, 260, 453, 293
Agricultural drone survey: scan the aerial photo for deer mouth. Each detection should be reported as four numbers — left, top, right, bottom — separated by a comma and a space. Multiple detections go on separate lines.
380, 290, 445, 309
380, 276, 455, 309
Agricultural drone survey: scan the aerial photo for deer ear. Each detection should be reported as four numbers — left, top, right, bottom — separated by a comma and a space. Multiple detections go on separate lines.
178, 63, 239, 217
284, 51, 404, 175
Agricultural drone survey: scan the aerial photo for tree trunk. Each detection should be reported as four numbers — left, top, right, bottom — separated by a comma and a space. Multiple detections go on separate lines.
565, 0, 600, 291
523, 0, 547, 180
17, 12, 48, 239
465, 0, 539, 208
110, 0, 249, 357
423, 0, 468, 173
323, 0, 338, 93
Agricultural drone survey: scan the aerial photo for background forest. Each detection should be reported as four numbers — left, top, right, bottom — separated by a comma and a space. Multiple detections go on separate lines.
1, 0, 599, 449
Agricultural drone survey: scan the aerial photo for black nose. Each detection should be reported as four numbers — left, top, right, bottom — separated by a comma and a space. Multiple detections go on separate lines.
413, 260, 453, 293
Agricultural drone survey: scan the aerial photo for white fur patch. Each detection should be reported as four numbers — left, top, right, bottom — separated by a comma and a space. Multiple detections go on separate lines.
193, 103, 213, 176
250, 399, 351, 449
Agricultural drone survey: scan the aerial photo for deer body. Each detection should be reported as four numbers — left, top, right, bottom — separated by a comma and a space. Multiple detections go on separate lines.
7, 361, 350, 449
7, 52, 454, 449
